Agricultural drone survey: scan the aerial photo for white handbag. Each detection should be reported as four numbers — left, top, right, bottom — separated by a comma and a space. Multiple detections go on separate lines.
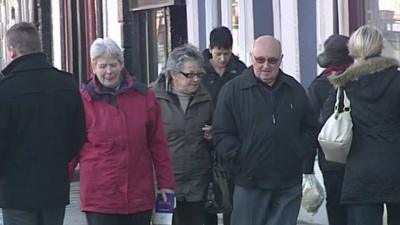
318, 87, 353, 163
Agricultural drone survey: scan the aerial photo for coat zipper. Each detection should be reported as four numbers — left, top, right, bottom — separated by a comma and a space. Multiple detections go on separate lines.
271, 91, 276, 125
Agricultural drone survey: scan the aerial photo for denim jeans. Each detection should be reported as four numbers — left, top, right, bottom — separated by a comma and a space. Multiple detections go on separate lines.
347, 203, 400, 225
231, 184, 302, 225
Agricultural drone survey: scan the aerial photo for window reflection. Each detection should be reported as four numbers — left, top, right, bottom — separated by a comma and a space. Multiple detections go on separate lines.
365, 0, 400, 60
156, 8, 169, 75
232, 0, 239, 55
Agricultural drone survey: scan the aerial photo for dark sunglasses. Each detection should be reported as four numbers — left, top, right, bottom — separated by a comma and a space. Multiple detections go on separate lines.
180, 71, 205, 79
252, 55, 281, 65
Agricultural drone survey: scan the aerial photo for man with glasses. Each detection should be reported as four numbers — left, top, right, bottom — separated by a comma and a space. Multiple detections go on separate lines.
212, 35, 318, 225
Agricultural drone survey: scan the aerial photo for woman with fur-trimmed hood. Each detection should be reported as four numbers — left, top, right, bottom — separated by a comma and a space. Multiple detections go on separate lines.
321, 25, 400, 225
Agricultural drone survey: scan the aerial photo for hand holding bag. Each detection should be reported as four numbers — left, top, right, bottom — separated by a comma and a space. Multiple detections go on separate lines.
318, 87, 353, 163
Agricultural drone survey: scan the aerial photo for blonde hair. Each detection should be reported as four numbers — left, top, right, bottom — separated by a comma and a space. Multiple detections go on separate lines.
348, 25, 383, 60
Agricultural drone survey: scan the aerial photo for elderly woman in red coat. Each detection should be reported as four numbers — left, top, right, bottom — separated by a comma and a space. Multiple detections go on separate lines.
69, 38, 175, 225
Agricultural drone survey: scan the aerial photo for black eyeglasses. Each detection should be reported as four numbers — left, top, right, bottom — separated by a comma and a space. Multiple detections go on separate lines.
252, 54, 281, 65
179, 71, 205, 79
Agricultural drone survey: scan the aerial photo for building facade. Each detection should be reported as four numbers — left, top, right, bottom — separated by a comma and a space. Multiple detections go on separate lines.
1, 0, 399, 87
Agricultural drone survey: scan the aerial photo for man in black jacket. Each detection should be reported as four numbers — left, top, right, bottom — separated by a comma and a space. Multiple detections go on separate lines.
202, 26, 247, 225
0, 22, 85, 225
213, 36, 318, 225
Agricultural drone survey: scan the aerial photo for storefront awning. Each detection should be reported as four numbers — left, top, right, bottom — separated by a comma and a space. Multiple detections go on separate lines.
129, 0, 184, 11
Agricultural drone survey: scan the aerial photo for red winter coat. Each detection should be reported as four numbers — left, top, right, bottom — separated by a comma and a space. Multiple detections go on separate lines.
69, 71, 175, 214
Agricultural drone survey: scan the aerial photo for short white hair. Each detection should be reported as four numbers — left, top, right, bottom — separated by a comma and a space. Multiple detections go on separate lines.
348, 25, 383, 60
90, 38, 124, 65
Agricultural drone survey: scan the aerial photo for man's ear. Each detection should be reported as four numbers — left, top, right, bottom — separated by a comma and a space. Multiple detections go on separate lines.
249, 52, 254, 63
6, 46, 18, 63
8, 47, 18, 60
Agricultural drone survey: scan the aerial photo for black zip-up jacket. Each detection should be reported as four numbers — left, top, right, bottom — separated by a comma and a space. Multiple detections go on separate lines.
202, 49, 247, 106
0, 53, 85, 209
213, 67, 319, 189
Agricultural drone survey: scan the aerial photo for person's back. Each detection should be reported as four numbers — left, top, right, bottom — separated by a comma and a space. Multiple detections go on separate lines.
0, 22, 85, 225
321, 25, 400, 225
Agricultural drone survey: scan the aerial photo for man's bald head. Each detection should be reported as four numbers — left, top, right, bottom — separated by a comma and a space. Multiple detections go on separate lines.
252, 35, 282, 55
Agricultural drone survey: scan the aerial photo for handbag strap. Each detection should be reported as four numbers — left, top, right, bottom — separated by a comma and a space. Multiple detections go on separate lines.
334, 87, 351, 113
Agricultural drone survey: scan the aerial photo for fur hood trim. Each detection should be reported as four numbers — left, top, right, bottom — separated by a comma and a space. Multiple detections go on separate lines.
329, 56, 399, 87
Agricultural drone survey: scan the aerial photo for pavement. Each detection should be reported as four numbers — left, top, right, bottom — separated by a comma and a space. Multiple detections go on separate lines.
0, 162, 328, 225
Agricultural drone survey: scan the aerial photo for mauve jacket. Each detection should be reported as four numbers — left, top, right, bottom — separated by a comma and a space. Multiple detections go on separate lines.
69, 70, 175, 214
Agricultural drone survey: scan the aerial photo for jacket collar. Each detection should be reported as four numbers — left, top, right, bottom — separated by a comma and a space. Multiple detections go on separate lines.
329, 56, 399, 87
1, 53, 52, 76
82, 69, 147, 105
240, 67, 294, 90
202, 49, 242, 75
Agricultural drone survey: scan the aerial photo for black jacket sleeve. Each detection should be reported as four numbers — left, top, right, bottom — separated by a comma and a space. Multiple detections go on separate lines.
300, 87, 320, 174
69, 92, 86, 160
212, 84, 241, 171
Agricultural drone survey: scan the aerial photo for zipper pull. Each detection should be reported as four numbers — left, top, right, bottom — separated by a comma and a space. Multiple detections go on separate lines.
272, 114, 276, 124
290, 103, 293, 110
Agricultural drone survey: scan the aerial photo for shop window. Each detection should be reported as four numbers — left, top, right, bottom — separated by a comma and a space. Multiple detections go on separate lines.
155, 8, 169, 74
102, 0, 121, 47
365, 0, 400, 60
231, 0, 239, 55
52, 0, 62, 69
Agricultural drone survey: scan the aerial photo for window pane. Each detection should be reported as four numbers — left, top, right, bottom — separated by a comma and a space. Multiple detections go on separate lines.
232, 0, 239, 55
365, 0, 400, 60
156, 8, 168, 75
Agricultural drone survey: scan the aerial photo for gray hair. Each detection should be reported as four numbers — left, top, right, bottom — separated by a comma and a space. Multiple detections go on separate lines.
90, 38, 124, 65
348, 25, 383, 59
6, 22, 42, 55
165, 44, 204, 75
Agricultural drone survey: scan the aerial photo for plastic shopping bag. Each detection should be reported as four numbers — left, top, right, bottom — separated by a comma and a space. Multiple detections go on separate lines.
301, 174, 325, 215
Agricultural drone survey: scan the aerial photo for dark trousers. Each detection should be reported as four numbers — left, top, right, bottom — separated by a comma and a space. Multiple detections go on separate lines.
322, 170, 347, 225
86, 210, 152, 225
173, 201, 205, 225
231, 185, 301, 225
2, 207, 65, 225
347, 203, 400, 225
205, 212, 231, 225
